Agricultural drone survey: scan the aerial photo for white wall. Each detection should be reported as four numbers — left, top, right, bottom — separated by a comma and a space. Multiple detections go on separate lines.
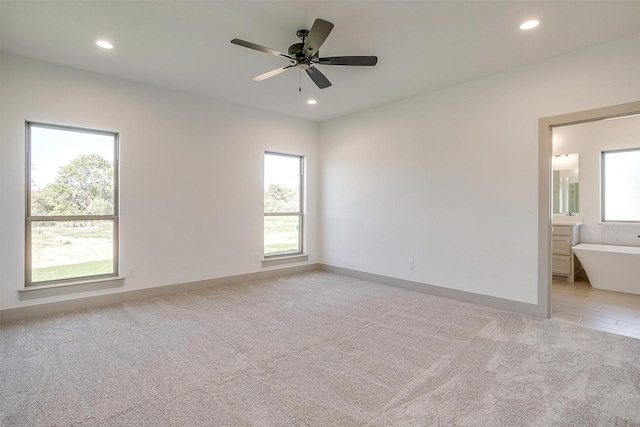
0, 53, 318, 310
319, 35, 640, 305
554, 115, 640, 247
2, 35, 639, 314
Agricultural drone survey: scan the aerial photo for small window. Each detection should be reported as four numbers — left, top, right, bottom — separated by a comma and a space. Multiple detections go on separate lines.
601, 148, 640, 222
264, 152, 303, 257
26, 122, 119, 285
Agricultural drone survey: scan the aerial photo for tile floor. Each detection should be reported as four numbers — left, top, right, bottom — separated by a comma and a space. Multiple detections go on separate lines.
552, 278, 640, 340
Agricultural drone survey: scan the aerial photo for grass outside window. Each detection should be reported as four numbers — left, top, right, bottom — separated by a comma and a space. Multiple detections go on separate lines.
30, 220, 115, 283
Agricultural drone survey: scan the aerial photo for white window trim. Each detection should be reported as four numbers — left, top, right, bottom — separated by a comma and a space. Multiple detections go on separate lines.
25, 121, 120, 287
263, 151, 305, 259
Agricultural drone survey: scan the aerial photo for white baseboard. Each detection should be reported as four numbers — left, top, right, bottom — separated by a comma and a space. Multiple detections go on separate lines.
1, 263, 541, 323
0, 264, 319, 323
319, 264, 541, 317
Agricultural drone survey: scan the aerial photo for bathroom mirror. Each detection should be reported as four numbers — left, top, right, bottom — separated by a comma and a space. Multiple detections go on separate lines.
552, 153, 579, 214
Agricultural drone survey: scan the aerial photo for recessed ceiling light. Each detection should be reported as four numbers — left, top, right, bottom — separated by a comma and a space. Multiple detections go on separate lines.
520, 20, 540, 30
307, 99, 317, 105
95, 40, 113, 49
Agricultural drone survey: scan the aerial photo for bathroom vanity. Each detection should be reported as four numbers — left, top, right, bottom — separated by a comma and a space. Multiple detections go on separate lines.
551, 152, 582, 282
552, 222, 582, 282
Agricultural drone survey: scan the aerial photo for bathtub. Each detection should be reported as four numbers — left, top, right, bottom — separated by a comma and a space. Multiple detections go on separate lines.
572, 244, 640, 295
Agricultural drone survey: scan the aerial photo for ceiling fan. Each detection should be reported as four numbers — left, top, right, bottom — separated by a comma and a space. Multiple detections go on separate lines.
231, 18, 377, 90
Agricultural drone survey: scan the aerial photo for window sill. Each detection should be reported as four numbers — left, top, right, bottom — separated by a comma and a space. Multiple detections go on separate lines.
598, 221, 640, 225
262, 254, 309, 267
18, 276, 125, 300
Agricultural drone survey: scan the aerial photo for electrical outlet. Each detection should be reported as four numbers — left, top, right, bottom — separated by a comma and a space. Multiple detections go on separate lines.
128, 267, 136, 278
408, 260, 415, 270
255, 254, 261, 262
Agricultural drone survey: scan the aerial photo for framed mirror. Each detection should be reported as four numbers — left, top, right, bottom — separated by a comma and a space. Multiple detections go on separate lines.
552, 153, 579, 214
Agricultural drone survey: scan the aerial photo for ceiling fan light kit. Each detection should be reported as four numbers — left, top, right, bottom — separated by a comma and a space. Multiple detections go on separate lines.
231, 18, 377, 90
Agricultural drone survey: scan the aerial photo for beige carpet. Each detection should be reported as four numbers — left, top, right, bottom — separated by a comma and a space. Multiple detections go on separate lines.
1, 271, 639, 426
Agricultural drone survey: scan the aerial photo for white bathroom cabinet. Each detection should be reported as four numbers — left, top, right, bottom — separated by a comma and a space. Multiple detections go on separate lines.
552, 224, 581, 282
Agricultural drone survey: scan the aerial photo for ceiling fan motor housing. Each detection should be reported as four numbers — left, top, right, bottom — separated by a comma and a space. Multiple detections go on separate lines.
288, 42, 313, 68
288, 43, 306, 59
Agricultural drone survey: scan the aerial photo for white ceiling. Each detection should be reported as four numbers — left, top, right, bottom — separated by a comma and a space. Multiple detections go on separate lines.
1, 1, 639, 122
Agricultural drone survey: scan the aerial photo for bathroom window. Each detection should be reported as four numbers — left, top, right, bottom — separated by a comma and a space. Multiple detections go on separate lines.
264, 152, 304, 257
26, 122, 119, 285
601, 148, 640, 222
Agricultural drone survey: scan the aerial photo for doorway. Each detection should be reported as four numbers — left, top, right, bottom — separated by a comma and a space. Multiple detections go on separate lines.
537, 101, 640, 319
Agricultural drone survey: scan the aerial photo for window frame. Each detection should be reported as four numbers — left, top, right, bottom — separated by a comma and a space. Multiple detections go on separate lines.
601, 147, 640, 223
25, 121, 120, 286
263, 151, 304, 258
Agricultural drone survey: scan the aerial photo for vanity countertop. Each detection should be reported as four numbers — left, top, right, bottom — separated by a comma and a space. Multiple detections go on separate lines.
553, 215, 583, 226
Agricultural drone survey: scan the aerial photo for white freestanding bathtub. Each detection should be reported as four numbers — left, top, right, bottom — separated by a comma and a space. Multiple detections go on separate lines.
572, 244, 640, 295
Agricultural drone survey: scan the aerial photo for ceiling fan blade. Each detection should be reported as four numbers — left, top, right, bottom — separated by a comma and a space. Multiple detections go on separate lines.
252, 64, 296, 81
231, 39, 292, 60
305, 66, 332, 89
317, 56, 378, 66
303, 19, 334, 59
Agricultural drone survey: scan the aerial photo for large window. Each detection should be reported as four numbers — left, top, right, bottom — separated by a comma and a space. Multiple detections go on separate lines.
601, 148, 640, 222
26, 122, 119, 285
264, 152, 303, 257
